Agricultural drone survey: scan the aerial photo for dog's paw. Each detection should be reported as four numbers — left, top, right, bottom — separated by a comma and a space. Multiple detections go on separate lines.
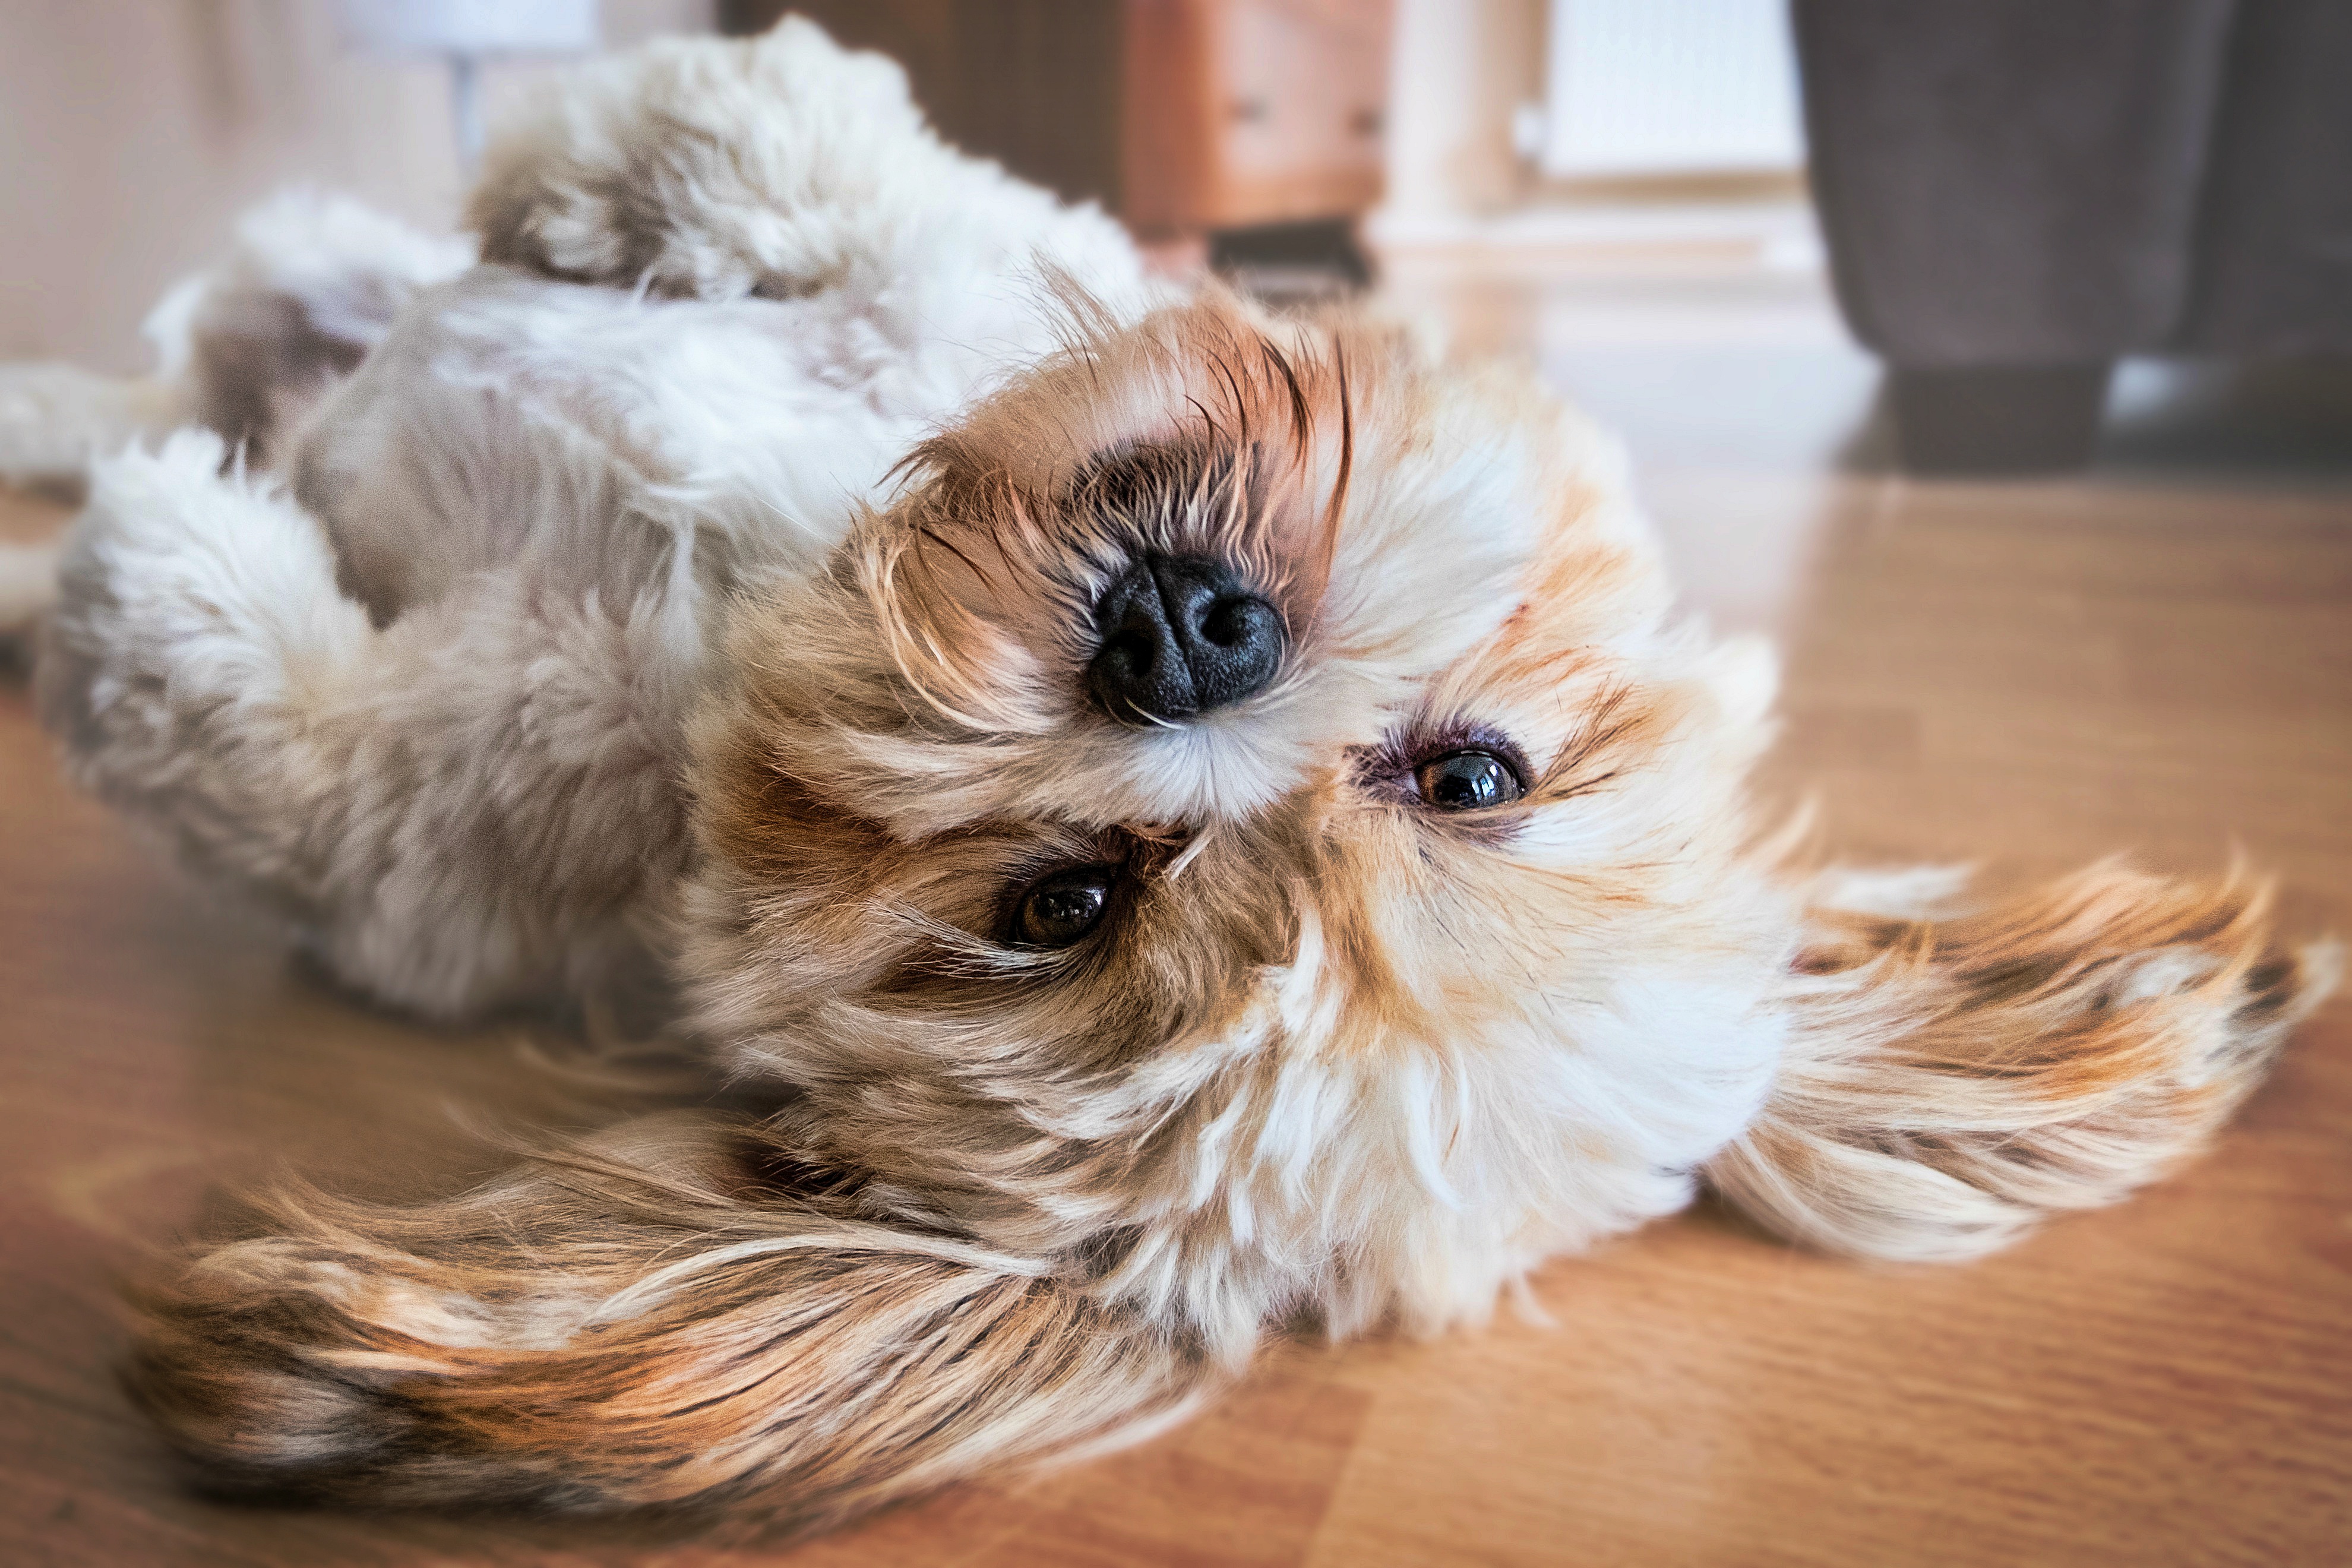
467, 18, 938, 302
0, 362, 185, 496
464, 17, 1143, 316
37, 431, 368, 831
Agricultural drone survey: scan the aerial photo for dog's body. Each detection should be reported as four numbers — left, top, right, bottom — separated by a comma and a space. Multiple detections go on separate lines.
7, 20, 2334, 1534
27, 23, 1154, 1019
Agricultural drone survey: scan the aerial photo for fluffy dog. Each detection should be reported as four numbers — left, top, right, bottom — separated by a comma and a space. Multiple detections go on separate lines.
8, 18, 2334, 1535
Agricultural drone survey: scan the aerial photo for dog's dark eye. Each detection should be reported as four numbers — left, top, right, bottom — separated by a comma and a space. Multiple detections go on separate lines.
1011, 865, 1118, 948
1415, 750, 1525, 811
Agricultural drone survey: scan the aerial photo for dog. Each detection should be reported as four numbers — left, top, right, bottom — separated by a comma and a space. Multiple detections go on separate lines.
6, 17, 2334, 1536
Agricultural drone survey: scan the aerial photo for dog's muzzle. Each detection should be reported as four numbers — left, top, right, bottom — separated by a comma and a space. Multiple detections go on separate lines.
1087, 554, 1284, 723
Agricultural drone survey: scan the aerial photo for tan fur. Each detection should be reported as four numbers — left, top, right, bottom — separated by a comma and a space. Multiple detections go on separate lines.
121, 290, 2334, 1525
81, 23, 2333, 1534
1711, 864, 2337, 1262
129, 1114, 1205, 1526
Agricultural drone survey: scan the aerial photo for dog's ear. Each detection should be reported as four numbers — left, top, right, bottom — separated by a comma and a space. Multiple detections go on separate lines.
1709, 864, 2337, 1263
126, 1112, 1206, 1522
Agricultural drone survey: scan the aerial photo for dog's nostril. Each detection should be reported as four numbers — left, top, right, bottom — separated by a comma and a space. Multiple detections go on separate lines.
1087, 554, 1284, 723
1099, 627, 1158, 674
1197, 594, 1277, 650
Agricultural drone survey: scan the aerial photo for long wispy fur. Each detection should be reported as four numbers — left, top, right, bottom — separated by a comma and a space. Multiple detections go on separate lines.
13, 17, 2333, 1532
1716, 862, 2335, 1262
129, 1114, 1206, 1526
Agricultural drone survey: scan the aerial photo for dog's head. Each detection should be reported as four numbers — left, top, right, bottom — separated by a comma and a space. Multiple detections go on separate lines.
679, 292, 1793, 1343
678, 286, 2319, 1350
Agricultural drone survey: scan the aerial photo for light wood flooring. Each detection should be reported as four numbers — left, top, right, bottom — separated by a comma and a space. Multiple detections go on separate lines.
2, 254, 2348, 1566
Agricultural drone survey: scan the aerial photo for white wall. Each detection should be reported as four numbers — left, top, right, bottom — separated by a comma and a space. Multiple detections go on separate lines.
1535, 0, 1802, 179
1381, 0, 1546, 222
0, 0, 713, 372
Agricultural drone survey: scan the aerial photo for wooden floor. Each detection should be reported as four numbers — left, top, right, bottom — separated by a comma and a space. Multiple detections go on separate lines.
3, 252, 2349, 1567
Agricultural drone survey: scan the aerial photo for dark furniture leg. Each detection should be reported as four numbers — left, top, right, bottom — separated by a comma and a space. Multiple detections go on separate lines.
1888, 364, 2112, 475
1209, 218, 1376, 302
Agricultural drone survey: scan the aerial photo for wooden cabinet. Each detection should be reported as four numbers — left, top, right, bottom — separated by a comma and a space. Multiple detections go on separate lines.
723, 1, 1393, 242
1122, 0, 1391, 236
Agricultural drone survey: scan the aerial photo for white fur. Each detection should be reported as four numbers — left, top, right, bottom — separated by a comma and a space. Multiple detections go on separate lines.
34, 22, 2322, 1520
26, 22, 1794, 1350
36, 21, 1156, 1017
1, 191, 472, 497
469, 16, 1144, 309
43, 429, 693, 1014
0, 365, 186, 492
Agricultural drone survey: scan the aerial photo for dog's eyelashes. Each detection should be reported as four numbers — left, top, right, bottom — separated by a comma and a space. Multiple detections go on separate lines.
1010, 865, 1120, 948
1415, 750, 1525, 811
1367, 730, 1532, 813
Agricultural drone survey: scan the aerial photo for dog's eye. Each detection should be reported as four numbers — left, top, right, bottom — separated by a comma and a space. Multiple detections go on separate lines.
1415, 750, 1525, 811
1010, 865, 1119, 948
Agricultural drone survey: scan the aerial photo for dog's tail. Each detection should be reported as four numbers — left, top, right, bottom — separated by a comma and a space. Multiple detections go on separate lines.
1708, 861, 2337, 1263
126, 1112, 1207, 1523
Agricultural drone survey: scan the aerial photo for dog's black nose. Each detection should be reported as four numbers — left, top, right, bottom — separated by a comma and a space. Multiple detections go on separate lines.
1087, 554, 1284, 723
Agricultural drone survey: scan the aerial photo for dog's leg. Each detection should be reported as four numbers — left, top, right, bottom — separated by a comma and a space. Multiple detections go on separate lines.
173, 191, 472, 465
0, 363, 189, 496
1708, 862, 2338, 1262
37, 431, 693, 1019
466, 17, 1143, 308
127, 1111, 1206, 1521
0, 191, 469, 492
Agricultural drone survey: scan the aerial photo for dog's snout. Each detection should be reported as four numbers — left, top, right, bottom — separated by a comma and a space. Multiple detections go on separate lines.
1087, 554, 1284, 723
